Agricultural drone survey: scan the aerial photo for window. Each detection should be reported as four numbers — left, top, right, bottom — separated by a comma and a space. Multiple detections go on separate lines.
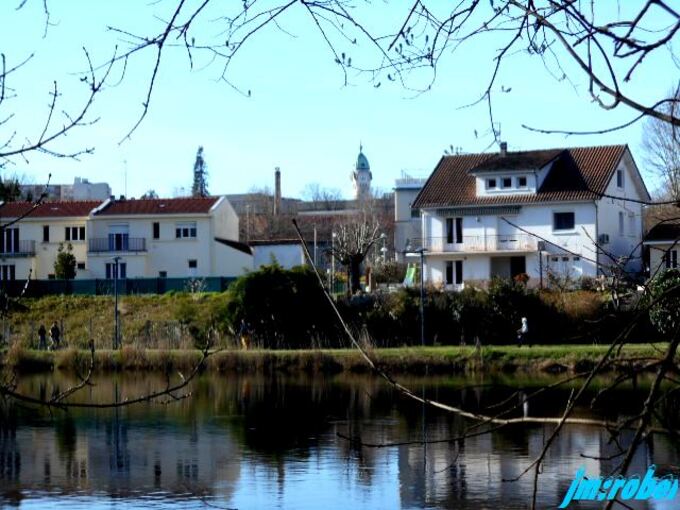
445, 261, 453, 285
188, 259, 197, 269
618, 212, 624, 235
553, 212, 575, 231
175, 222, 197, 239
501, 177, 512, 189
517, 176, 527, 188
159, 271, 167, 278
0, 228, 19, 254
105, 262, 127, 279
43, 225, 49, 243
665, 250, 678, 269
446, 218, 463, 244
455, 260, 463, 285
616, 169, 625, 188
153, 222, 160, 239
77, 262, 86, 270
410, 208, 420, 219
486, 178, 497, 190
65, 226, 85, 241
0, 265, 15, 281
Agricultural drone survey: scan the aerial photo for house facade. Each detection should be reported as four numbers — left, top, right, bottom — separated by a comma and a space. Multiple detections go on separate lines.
0, 196, 252, 281
411, 144, 649, 289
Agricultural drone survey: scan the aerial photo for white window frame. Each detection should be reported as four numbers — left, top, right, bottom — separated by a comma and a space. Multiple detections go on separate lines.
175, 222, 198, 239
552, 211, 576, 233
616, 168, 625, 189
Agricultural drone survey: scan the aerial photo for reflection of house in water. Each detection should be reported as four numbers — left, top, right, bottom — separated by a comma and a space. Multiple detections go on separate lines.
1, 414, 242, 502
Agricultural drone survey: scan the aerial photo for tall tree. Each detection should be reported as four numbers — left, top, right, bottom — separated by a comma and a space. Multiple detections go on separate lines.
191, 146, 209, 197
643, 87, 680, 200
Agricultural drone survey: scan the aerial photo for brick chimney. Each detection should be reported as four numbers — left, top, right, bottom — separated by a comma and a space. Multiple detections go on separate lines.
274, 167, 281, 216
500, 141, 508, 156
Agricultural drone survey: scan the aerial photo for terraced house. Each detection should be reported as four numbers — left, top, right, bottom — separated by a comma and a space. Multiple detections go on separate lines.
411, 144, 650, 289
0, 196, 252, 281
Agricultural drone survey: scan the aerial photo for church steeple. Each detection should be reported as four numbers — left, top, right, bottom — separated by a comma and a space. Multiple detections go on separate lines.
352, 144, 372, 199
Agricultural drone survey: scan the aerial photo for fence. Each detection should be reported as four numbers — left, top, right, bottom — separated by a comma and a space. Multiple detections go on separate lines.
0, 277, 237, 297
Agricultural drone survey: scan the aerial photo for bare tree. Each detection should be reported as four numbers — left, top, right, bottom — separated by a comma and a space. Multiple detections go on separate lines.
300, 183, 343, 210
98, 1, 679, 142
643, 88, 680, 200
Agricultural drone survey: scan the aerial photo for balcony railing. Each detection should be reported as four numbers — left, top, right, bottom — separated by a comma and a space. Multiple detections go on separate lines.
420, 234, 537, 253
0, 240, 35, 257
88, 237, 147, 253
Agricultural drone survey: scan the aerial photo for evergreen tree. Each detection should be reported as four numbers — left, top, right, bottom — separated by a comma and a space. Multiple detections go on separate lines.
54, 243, 77, 280
192, 146, 209, 197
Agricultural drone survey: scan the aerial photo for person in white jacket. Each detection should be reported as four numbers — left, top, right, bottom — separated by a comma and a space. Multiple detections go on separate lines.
517, 317, 529, 347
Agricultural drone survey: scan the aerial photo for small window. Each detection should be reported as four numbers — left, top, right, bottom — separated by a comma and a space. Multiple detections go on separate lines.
551, 257, 559, 262
43, 225, 49, 243
159, 271, 167, 278
573, 256, 580, 262
616, 169, 624, 188
517, 176, 527, 188
618, 212, 624, 235
188, 259, 197, 269
486, 178, 497, 190
501, 177, 512, 189
65, 227, 70, 241
553, 212, 575, 231
410, 208, 420, 219
153, 222, 160, 239
77, 262, 86, 270
562, 257, 569, 262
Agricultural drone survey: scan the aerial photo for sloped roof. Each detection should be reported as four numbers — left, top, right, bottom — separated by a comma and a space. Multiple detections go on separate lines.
644, 222, 680, 242
0, 200, 100, 218
96, 197, 220, 215
413, 145, 628, 209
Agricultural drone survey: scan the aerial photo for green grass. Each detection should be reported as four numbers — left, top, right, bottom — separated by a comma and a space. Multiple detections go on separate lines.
1, 344, 670, 375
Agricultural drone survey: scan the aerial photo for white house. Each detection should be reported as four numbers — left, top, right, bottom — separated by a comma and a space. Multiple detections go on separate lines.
0, 196, 253, 281
643, 223, 680, 276
411, 144, 650, 289
394, 173, 427, 262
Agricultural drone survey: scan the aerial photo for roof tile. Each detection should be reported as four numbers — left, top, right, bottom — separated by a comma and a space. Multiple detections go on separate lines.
96, 197, 220, 215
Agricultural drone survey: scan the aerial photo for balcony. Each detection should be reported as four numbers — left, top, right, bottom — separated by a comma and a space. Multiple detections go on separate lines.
0, 240, 36, 257
420, 234, 537, 253
88, 237, 147, 253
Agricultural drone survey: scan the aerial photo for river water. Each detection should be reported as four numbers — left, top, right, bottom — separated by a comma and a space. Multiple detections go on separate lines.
0, 371, 677, 509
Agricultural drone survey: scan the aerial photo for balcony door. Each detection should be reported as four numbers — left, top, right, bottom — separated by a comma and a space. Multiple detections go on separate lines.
445, 217, 463, 248
0, 228, 19, 254
108, 225, 129, 252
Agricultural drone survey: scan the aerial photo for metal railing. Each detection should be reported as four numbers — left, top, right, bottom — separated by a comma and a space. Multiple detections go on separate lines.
421, 234, 537, 253
88, 237, 147, 253
0, 240, 36, 257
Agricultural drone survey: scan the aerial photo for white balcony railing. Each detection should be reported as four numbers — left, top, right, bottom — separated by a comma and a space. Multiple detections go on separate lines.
421, 234, 537, 253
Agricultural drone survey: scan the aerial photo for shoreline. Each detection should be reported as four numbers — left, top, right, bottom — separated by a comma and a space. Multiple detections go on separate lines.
1, 344, 670, 375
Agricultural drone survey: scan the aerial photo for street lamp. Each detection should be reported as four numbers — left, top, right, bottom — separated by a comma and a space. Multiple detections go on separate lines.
331, 232, 337, 294
405, 242, 426, 347
380, 232, 388, 264
112, 256, 120, 350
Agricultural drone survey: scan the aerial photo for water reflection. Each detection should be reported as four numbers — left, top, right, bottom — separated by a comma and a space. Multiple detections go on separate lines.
0, 372, 677, 509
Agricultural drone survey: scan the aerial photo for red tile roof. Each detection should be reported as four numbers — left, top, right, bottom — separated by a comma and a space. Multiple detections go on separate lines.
96, 197, 221, 216
412, 145, 628, 209
0, 200, 100, 218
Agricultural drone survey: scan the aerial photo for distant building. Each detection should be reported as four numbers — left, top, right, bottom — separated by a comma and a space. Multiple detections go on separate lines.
351, 145, 372, 200
0, 196, 252, 280
643, 222, 680, 275
394, 173, 427, 262
21, 177, 111, 202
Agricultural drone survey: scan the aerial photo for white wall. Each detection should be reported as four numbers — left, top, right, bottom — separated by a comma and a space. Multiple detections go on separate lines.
595, 152, 646, 273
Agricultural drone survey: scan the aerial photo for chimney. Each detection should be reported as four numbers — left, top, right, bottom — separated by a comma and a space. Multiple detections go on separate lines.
500, 141, 508, 156
274, 167, 281, 216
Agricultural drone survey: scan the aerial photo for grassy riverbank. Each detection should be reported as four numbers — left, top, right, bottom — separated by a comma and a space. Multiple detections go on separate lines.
1, 344, 670, 375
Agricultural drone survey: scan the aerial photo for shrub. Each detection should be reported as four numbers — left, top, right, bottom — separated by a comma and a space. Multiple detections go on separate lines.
648, 268, 680, 335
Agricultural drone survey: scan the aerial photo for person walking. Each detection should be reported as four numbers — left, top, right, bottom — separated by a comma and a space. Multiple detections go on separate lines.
37, 324, 47, 350
516, 317, 529, 347
49, 321, 61, 350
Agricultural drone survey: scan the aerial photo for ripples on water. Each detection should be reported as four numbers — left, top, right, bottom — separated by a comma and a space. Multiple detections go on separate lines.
0, 372, 677, 509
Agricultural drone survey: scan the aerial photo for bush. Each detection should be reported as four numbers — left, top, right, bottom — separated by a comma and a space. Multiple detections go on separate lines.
648, 268, 680, 335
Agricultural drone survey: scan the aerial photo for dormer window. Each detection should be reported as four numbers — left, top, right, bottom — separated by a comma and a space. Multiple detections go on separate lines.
501, 177, 512, 189
486, 178, 497, 190
517, 176, 527, 188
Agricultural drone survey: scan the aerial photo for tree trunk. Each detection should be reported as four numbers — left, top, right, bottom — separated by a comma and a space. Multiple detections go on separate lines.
349, 255, 363, 294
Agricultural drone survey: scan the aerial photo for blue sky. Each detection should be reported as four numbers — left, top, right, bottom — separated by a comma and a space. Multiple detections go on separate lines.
0, 1, 676, 199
